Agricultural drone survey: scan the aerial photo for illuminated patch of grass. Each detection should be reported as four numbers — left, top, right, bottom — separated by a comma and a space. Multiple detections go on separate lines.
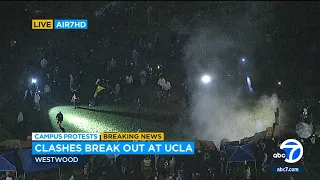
48, 105, 175, 139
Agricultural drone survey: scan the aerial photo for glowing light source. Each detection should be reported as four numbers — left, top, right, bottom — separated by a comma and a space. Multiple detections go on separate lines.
241, 58, 246, 62
201, 75, 212, 84
31, 78, 37, 84
277, 81, 282, 85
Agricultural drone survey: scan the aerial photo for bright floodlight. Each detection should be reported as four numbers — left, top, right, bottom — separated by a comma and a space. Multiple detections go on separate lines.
201, 75, 212, 84
277, 81, 282, 85
241, 58, 246, 62
31, 78, 37, 84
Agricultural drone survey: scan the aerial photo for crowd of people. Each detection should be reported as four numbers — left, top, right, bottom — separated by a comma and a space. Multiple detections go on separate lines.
64, 134, 318, 180
18, 2, 187, 117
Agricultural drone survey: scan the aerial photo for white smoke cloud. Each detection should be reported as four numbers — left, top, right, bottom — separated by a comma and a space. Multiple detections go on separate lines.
181, 6, 283, 145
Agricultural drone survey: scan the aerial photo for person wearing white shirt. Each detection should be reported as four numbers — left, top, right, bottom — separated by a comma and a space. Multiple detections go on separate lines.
6, 176, 13, 180
157, 77, 166, 89
5, 172, 13, 180
18, 112, 23, 123
126, 75, 133, 84
245, 166, 251, 180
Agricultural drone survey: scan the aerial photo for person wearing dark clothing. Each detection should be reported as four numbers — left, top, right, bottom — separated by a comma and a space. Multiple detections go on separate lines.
56, 111, 63, 125
183, 83, 190, 108
274, 108, 279, 125
77, 71, 84, 87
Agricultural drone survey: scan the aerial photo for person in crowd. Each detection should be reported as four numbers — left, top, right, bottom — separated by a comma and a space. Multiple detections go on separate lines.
121, 157, 129, 174
142, 156, 152, 180
147, 64, 153, 77
5, 172, 13, 180
148, 42, 153, 60
96, 78, 101, 86
43, 84, 51, 103
156, 74, 166, 102
169, 156, 176, 176
10, 38, 17, 50
136, 97, 142, 113
17, 112, 23, 123
110, 58, 117, 72
45, 73, 51, 86
69, 74, 75, 92
157, 74, 166, 88
176, 170, 183, 180
34, 92, 40, 111
244, 161, 251, 180
140, 69, 147, 86
163, 80, 171, 98
40, 58, 47, 69
114, 83, 121, 101
132, 49, 139, 63
125, 74, 134, 98
183, 83, 190, 108
56, 111, 63, 125
78, 70, 84, 87
71, 90, 78, 109
274, 108, 279, 125
157, 156, 166, 179
147, 5, 154, 25
23, 87, 33, 107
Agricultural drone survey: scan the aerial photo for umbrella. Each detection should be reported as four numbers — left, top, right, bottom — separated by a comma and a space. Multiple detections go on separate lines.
296, 122, 312, 139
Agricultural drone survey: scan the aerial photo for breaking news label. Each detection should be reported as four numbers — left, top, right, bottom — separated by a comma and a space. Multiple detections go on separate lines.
31, 132, 194, 164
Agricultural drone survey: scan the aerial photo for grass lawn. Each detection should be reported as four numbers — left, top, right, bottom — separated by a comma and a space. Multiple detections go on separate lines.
47, 104, 182, 140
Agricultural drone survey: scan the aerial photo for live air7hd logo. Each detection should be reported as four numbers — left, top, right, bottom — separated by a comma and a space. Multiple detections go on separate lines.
273, 139, 303, 163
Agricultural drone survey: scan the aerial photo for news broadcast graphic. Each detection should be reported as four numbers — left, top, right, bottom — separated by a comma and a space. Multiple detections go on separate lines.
100, 132, 164, 141
54, 19, 88, 30
32, 19, 88, 30
32, 19, 53, 29
280, 139, 303, 163
32, 141, 195, 155
272, 139, 304, 173
33, 155, 83, 164
271, 166, 305, 173
32, 132, 100, 141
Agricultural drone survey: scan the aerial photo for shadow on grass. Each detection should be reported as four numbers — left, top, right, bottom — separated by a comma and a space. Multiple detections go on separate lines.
77, 106, 177, 124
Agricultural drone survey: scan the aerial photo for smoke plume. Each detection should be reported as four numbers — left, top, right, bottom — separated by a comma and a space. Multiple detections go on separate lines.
181, 5, 283, 144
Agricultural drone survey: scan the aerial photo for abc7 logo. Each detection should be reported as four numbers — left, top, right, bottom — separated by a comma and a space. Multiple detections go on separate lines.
273, 139, 304, 164
273, 152, 286, 159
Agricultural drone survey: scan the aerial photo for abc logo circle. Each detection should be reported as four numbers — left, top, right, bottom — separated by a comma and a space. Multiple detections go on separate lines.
273, 152, 286, 159
279, 139, 303, 164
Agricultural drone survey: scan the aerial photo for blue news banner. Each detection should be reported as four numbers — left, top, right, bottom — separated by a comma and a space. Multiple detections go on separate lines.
54, 19, 87, 30
32, 142, 195, 164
